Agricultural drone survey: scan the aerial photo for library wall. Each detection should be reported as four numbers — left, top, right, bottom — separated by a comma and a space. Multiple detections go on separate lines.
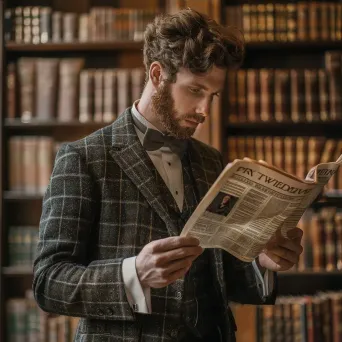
1, 0, 342, 341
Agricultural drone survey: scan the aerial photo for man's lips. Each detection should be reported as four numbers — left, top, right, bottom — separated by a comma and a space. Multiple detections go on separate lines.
185, 119, 201, 125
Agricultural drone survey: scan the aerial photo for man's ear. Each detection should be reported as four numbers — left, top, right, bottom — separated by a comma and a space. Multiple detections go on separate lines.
149, 62, 165, 88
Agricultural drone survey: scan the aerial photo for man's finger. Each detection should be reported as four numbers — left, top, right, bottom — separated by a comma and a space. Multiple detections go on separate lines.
287, 227, 303, 240
151, 236, 200, 252
156, 246, 203, 265
277, 238, 303, 255
267, 246, 300, 265
163, 255, 197, 274
265, 251, 295, 271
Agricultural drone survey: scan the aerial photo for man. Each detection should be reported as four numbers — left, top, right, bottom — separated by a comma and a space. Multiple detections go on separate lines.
216, 195, 235, 216
33, 9, 303, 342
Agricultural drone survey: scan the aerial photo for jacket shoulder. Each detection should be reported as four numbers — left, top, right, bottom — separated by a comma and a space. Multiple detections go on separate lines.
57, 124, 113, 163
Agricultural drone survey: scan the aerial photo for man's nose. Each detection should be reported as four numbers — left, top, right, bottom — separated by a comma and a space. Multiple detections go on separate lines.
195, 99, 211, 117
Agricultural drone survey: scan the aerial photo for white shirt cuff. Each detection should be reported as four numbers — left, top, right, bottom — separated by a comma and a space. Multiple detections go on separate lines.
122, 256, 151, 314
252, 259, 274, 298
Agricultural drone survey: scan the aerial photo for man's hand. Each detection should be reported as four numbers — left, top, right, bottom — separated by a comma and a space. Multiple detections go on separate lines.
258, 227, 304, 272
135, 236, 203, 288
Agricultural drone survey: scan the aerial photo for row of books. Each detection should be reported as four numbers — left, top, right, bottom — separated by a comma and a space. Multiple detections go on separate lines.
227, 136, 342, 190
6, 59, 145, 123
225, 2, 342, 42
8, 136, 58, 194
226, 51, 342, 123
7, 226, 38, 268
7, 290, 79, 342
297, 208, 342, 272
257, 291, 342, 342
4, 6, 158, 44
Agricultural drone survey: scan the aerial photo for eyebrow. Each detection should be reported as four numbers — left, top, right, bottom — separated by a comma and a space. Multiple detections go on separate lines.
191, 82, 222, 95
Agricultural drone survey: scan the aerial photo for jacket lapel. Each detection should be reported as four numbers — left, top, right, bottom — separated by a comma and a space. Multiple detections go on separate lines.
187, 140, 213, 202
108, 108, 179, 236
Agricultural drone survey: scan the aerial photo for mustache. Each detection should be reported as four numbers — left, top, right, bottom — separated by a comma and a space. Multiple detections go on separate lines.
180, 114, 205, 124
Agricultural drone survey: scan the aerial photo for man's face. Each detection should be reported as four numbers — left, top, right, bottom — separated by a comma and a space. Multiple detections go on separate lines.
150, 66, 226, 139
222, 195, 231, 204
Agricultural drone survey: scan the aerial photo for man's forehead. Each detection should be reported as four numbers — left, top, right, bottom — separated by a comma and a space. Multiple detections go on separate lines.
176, 67, 226, 89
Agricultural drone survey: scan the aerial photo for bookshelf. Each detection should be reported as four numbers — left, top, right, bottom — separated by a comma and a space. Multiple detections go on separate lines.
1, 0, 342, 341
5, 41, 342, 53
224, 1, 342, 341
6, 41, 144, 51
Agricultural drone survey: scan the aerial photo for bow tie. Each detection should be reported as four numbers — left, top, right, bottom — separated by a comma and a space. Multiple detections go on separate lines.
131, 113, 188, 158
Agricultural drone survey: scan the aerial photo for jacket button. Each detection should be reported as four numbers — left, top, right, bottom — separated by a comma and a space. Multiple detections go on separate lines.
106, 308, 114, 316
97, 309, 104, 316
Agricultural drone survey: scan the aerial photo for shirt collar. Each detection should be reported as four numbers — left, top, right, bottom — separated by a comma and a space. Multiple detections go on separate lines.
131, 100, 172, 154
131, 100, 161, 132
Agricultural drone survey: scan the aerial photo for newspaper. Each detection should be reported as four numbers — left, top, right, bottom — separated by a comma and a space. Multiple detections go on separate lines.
181, 155, 342, 262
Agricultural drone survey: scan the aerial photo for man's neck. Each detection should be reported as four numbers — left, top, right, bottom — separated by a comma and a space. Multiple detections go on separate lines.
136, 82, 165, 132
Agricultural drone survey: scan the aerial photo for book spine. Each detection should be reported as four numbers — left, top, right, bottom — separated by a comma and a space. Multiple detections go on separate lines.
318, 69, 329, 121
52, 11, 63, 42
15, 7, 24, 43
57, 59, 85, 122
18, 58, 36, 121
79, 69, 94, 123
9, 137, 23, 192
297, 2, 309, 41
63, 13, 78, 42
227, 71, 238, 123
31, 7, 40, 44
7, 63, 16, 119
246, 69, 259, 122
23, 6, 32, 43
37, 137, 54, 195
94, 69, 104, 122
4, 8, 14, 42
40, 7, 52, 43
35, 58, 59, 120
286, 3, 297, 42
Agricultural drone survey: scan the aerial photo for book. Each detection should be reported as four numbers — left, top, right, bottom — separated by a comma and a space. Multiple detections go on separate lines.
181, 155, 342, 261
6, 6, 160, 43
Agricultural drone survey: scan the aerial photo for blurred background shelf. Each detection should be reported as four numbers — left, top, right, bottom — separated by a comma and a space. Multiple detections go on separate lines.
5, 41, 144, 52
3, 192, 44, 201
2, 266, 33, 276
6, 41, 342, 52
226, 120, 342, 136
4, 118, 108, 129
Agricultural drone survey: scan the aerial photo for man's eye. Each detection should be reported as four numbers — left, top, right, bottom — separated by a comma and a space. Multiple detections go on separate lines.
189, 87, 201, 94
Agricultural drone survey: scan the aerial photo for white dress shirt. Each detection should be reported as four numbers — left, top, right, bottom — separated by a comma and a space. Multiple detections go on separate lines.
122, 102, 273, 314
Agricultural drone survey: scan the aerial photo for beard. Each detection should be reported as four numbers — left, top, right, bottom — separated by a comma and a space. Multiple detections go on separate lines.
150, 81, 205, 139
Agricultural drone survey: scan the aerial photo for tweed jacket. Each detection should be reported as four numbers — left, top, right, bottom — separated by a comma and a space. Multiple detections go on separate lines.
33, 108, 276, 342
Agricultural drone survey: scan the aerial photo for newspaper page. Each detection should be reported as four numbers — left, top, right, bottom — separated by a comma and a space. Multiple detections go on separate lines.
181, 155, 342, 262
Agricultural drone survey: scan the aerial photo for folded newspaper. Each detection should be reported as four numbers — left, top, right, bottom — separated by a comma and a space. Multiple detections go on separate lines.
181, 155, 342, 262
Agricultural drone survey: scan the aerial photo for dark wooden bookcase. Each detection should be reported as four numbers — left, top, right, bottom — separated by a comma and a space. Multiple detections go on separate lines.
1, 0, 342, 341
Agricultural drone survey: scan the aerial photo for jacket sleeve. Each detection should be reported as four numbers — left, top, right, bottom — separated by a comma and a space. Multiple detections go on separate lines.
223, 252, 277, 305
33, 143, 135, 321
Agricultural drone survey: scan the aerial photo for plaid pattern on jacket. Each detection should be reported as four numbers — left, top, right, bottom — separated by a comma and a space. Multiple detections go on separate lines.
33, 108, 276, 341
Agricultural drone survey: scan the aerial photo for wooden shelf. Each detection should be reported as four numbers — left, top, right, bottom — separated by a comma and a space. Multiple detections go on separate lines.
278, 270, 342, 295
5, 41, 342, 52
2, 266, 33, 276
4, 119, 109, 129
226, 121, 342, 136
3, 192, 43, 201
245, 41, 342, 50
5, 41, 143, 52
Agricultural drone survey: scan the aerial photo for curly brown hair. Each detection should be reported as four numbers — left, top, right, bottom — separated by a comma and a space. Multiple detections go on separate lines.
143, 8, 245, 82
